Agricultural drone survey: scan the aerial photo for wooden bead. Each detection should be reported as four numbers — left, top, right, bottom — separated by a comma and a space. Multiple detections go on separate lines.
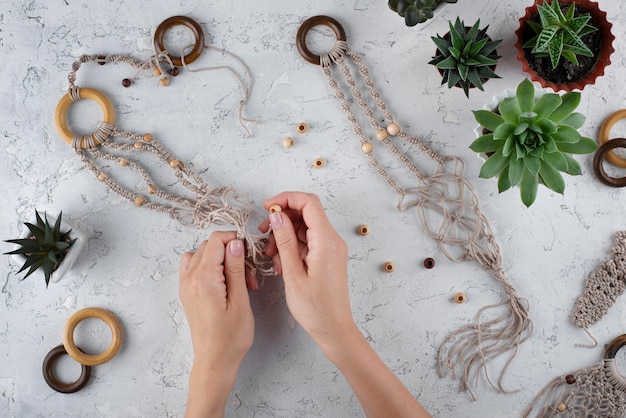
357, 224, 369, 236
147, 184, 157, 195
557, 403, 567, 412
153, 67, 162, 76
169, 67, 180, 76
97, 172, 107, 182
424, 257, 435, 269
119, 158, 129, 167
169, 159, 183, 169
134, 142, 143, 150
454, 293, 466, 304
121, 78, 131, 88
313, 158, 325, 169
296, 122, 308, 134
134, 196, 145, 207
387, 122, 400, 136
143, 133, 153, 142
383, 262, 395, 273
361, 142, 373, 154
269, 204, 282, 213
565, 375, 576, 385
283, 137, 294, 148
159, 77, 170, 87
375, 129, 388, 141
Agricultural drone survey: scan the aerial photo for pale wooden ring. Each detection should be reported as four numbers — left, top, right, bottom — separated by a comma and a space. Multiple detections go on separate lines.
62, 307, 123, 367
599, 109, 626, 168
54, 88, 115, 147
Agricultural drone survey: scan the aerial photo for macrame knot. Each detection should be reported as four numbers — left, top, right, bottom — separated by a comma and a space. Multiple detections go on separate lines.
69, 86, 81, 103
320, 40, 349, 67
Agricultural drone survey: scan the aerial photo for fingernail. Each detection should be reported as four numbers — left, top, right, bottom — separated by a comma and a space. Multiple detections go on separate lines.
229, 240, 244, 257
269, 211, 283, 229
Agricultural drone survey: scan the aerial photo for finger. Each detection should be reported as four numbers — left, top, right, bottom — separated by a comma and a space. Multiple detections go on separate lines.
179, 251, 194, 277
264, 192, 333, 234
224, 239, 250, 302
245, 267, 259, 291
268, 211, 307, 279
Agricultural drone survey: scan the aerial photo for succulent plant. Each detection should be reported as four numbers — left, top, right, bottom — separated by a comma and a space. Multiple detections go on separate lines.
429, 18, 502, 98
470, 78, 597, 207
4, 211, 76, 287
522, 0, 598, 69
388, 0, 458, 27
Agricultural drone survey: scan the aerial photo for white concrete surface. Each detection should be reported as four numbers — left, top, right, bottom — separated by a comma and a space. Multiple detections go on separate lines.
1, 0, 625, 416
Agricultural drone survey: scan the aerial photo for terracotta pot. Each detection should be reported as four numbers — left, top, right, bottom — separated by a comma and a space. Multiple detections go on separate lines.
514, 0, 614, 91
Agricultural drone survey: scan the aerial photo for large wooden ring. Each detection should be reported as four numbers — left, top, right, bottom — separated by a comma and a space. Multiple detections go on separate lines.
62, 308, 123, 367
593, 138, 626, 187
42, 344, 92, 393
604, 334, 626, 360
599, 110, 626, 168
54, 88, 115, 147
296, 15, 347, 65
154, 16, 205, 66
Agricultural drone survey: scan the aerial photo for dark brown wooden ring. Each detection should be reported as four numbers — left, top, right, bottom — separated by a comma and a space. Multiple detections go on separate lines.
296, 15, 347, 65
154, 16, 205, 66
42, 344, 92, 393
604, 334, 626, 359
593, 138, 626, 187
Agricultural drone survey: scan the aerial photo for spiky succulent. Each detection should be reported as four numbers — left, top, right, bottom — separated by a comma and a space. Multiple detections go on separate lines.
429, 18, 502, 98
388, 0, 458, 27
522, 0, 598, 69
470, 78, 597, 207
4, 211, 76, 287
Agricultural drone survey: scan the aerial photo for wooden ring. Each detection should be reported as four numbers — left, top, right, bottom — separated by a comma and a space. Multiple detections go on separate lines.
62, 308, 123, 367
54, 88, 115, 147
154, 16, 205, 66
42, 344, 92, 393
593, 138, 626, 187
604, 334, 626, 359
296, 15, 347, 65
599, 110, 626, 168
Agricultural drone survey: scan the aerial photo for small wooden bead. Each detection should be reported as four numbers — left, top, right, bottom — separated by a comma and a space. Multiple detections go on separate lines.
424, 258, 435, 269
375, 129, 388, 141
387, 122, 400, 136
383, 262, 395, 273
565, 375, 576, 385
169, 160, 183, 169
159, 77, 170, 87
153, 67, 162, 76
134, 142, 143, 150
296, 122, 308, 134
119, 158, 129, 167
313, 158, 325, 169
283, 137, 294, 148
361, 142, 373, 154
122, 78, 131, 88
169, 67, 180, 76
134, 196, 145, 207
147, 184, 157, 195
557, 403, 567, 412
357, 225, 369, 236
454, 293, 466, 304
143, 133, 153, 142
97, 172, 107, 182
97, 56, 106, 65
269, 204, 282, 213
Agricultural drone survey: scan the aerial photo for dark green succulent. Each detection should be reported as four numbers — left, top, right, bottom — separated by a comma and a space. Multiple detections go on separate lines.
470, 79, 597, 207
522, 0, 598, 69
4, 211, 76, 287
429, 18, 502, 98
388, 0, 458, 27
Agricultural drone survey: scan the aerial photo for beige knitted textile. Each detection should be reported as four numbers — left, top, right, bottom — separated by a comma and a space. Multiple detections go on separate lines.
316, 39, 532, 399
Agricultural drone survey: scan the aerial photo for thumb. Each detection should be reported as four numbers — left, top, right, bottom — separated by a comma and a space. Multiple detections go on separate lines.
224, 239, 249, 301
269, 211, 306, 279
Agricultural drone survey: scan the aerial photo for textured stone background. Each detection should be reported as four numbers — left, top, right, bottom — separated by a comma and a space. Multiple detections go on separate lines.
1, 0, 625, 416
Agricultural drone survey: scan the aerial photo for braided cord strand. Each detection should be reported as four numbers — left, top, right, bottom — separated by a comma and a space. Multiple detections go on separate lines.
319, 43, 532, 399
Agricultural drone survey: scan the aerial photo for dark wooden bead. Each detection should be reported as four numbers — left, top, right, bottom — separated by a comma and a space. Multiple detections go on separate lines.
424, 258, 435, 269
169, 67, 180, 76
565, 375, 576, 385
97, 55, 106, 65
122, 78, 131, 88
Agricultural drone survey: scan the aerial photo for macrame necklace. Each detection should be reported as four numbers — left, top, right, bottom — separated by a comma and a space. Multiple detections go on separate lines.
571, 231, 626, 348
523, 335, 626, 417
296, 16, 532, 400
53, 16, 272, 275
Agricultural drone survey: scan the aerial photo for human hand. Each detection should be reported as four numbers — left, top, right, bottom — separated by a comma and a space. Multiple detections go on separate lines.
259, 192, 356, 351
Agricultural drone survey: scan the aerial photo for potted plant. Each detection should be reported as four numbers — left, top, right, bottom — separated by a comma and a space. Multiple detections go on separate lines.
429, 17, 502, 98
514, 0, 615, 91
388, 0, 458, 27
470, 78, 597, 207
4, 211, 86, 287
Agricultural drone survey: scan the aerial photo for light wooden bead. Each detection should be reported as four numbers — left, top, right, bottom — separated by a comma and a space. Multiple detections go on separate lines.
387, 122, 400, 136
153, 67, 162, 76
159, 77, 170, 87
119, 158, 129, 167
313, 158, 325, 169
296, 122, 308, 134
134, 142, 143, 150
454, 293, 466, 304
169, 159, 183, 169
283, 137, 294, 148
383, 262, 395, 273
357, 224, 369, 236
361, 142, 373, 154
134, 196, 145, 207
557, 403, 567, 412
147, 184, 157, 195
375, 129, 388, 141
269, 204, 282, 213
97, 172, 107, 182
143, 133, 153, 142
